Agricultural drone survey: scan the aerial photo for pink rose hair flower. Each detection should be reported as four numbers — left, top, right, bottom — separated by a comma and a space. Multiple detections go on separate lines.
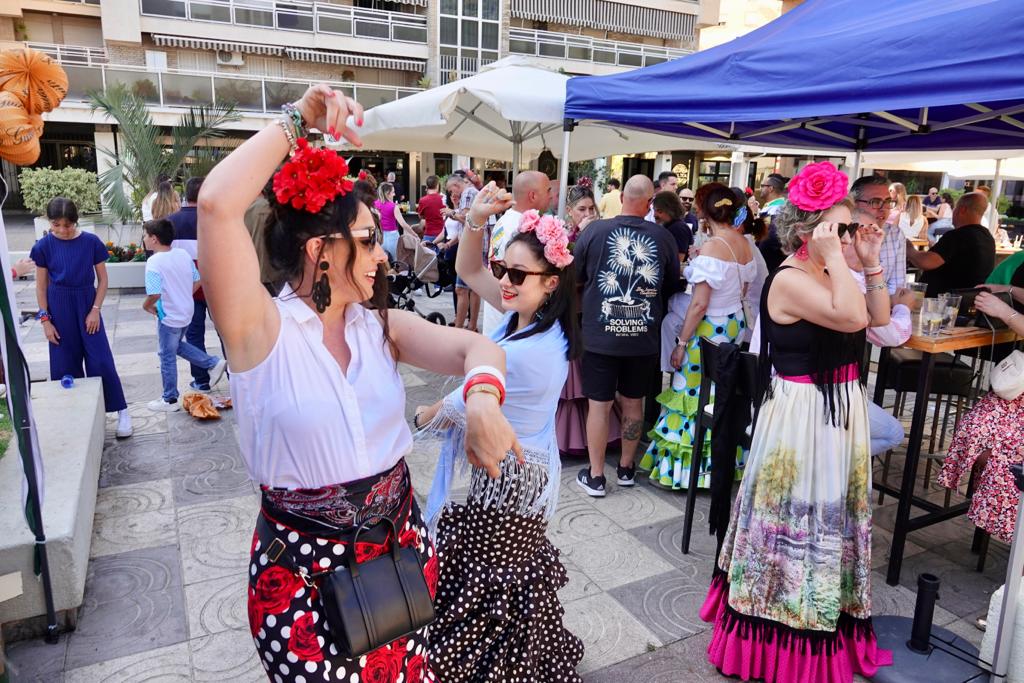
516, 213, 573, 269
518, 209, 542, 234
787, 161, 849, 212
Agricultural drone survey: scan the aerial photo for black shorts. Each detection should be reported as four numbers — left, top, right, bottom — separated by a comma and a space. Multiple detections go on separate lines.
581, 351, 659, 402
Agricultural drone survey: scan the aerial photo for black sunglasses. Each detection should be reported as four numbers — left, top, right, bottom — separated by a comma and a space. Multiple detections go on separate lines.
490, 261, 549, 286
836, 222, 860, 238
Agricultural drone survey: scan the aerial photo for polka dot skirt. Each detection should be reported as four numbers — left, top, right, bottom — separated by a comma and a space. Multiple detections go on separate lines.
428, 495, 584, 682
247, 503, 438, 683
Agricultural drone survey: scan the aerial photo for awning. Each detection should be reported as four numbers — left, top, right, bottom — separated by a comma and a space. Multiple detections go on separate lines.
510, 0, 695, 42
152, 34, 280, 56
284, 48, 423, 72
565, 0, 1024, 152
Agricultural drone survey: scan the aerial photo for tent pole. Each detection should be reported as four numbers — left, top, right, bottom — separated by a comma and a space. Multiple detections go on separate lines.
557, 118, 575, 218
992, 157, 1004, 231
852, 150, 862, 186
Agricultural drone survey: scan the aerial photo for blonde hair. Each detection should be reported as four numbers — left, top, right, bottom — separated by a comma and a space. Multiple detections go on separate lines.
775, 195, 855, 254
888, 182, 907, 210
906, 195, 923, 223
151, 181, 180, 220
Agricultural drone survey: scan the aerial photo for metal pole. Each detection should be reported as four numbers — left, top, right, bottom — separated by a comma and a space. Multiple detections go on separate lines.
852, 150, 862, 186
556, 118, 574, 218
511, 122, 521, 183
991, 463, 1024, 682
992, 157, 1005, 232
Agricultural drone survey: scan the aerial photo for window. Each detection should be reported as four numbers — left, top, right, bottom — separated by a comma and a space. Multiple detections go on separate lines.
177, 50, 216, 74
438, 0, 501, 83
699, 160, 731, 186
145, 50, 169, 72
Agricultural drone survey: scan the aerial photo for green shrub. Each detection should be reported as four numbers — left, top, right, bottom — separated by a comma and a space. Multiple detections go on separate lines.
18, 167, 101, 216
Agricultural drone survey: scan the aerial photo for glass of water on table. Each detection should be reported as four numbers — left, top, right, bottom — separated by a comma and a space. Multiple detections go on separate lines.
919, 298, 946, 336
941, 294, 962, 332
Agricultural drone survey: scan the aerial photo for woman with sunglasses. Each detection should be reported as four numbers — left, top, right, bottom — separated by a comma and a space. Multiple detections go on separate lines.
197, 84, 519, 682
415, 182, 584, 682
702, 162, 892, 682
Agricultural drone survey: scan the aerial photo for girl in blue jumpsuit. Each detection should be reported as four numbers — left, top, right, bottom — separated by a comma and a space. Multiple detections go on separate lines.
31, 198, 132, 438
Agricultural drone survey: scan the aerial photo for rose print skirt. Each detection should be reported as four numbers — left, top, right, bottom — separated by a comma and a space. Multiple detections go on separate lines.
249, 459, 437, 683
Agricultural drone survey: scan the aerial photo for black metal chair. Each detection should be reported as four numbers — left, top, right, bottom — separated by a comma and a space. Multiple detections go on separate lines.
681, 337, 759, 555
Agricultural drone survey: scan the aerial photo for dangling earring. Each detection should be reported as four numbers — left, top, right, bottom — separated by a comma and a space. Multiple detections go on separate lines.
311, 261, 332, 313
794, 240, 810, 261
535, 294, 552, 322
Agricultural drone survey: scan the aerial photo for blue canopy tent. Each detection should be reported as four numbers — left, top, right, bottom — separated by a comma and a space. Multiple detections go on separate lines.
559, 0, 1024, 213
563, 1, 1024, 680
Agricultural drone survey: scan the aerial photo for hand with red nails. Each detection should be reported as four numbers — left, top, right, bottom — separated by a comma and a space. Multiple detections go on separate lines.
293, 84, 364, 148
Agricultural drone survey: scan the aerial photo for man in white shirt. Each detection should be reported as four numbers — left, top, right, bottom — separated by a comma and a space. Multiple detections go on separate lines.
482, 171, 551, 334
142, 218, 227, 412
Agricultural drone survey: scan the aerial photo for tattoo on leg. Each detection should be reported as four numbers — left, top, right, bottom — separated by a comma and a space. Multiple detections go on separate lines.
622, 418, 643, 441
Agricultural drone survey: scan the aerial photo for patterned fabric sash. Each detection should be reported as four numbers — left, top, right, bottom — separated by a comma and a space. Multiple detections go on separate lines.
260, 459, 412, 541
777, 362, 859, 385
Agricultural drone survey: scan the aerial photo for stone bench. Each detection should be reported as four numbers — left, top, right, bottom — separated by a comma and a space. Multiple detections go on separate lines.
0, 378, 105, 637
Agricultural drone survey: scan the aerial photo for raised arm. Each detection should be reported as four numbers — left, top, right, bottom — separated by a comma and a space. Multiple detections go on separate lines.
455, 182, 510, 311
773, 223, 869, 333
197, 85, 363, 371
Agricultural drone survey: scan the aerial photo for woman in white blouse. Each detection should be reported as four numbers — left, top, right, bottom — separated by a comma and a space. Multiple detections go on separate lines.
198, 84, 518, 682
640, 183, 757, 492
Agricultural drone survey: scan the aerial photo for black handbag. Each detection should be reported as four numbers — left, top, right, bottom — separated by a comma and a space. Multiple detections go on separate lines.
262, 515, 435, 659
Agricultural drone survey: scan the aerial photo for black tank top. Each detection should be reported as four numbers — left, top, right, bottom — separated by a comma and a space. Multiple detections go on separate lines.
759, 266, 865, 425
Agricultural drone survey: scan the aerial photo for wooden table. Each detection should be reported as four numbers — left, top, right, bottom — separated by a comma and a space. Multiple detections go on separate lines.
874, 326, 1021, 585
995, 247, 1022, 268
909, 239, 930, 251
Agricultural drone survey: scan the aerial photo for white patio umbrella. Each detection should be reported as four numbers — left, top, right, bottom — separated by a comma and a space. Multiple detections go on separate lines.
344, 57, 713, 214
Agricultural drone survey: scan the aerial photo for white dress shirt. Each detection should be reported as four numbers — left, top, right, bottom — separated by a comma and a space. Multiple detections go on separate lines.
229, 284, 412, 488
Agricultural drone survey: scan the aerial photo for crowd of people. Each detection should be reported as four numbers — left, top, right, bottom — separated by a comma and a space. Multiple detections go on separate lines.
21, 82, 1024, 683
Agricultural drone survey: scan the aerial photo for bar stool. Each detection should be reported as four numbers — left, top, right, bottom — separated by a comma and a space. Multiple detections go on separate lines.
876, 347, 976, 504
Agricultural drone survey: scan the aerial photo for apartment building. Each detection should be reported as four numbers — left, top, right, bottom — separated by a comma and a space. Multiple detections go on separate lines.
1, 0, 804, 204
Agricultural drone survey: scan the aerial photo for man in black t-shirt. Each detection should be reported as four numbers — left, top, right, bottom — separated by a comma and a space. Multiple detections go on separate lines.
574, 175, 681, 497
909, 192, 995, 296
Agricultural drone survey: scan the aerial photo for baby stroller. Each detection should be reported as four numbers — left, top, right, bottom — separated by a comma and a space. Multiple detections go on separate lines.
386, 239, 454, 325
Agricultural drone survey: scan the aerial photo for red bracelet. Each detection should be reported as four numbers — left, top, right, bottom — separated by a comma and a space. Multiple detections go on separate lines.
463, 373, 505, 405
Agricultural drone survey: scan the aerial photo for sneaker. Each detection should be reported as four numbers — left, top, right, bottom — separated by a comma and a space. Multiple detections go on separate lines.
207, 359, 228, 388
188, 381, 212, 393
147, 398, 180, 413
576, 468, 607, 498
115, 409, 133, 438
617, 464, 636, 487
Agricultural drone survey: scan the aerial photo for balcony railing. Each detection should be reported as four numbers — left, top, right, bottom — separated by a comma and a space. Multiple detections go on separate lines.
508, 28, 690, 69
26, 42, 109, 67
60, 63, 421, 114
139, 0, 427, 44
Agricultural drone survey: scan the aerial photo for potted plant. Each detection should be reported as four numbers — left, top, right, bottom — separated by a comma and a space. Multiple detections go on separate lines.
103, 241, 148, 289
18, 167, 102, 239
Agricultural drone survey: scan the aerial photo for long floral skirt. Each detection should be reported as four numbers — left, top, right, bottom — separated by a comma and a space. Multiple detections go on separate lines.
700, 377, 892, 683
428, 460, 584, 682
640, 312, 746, 490
248, 459, 437, 683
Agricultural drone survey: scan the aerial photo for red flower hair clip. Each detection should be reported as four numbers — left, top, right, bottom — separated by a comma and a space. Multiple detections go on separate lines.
273, 138, 353, 214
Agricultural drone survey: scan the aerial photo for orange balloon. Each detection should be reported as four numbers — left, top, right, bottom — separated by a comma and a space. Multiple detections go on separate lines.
0, 48, 68, 115
0, 91, 41, 166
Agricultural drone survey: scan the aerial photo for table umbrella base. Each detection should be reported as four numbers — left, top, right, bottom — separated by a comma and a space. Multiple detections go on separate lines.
871, 615, 988, 683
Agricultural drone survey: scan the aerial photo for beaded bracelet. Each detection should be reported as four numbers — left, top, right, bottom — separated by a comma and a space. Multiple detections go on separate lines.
276, 117, 297, 153
281, 102, 307, 139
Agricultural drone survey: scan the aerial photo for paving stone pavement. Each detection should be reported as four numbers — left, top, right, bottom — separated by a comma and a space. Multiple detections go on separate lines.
1, 280, 1009, 682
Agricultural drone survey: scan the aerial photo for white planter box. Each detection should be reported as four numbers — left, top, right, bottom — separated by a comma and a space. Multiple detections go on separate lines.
105, 261, 147, 289
33, 217, 96, 241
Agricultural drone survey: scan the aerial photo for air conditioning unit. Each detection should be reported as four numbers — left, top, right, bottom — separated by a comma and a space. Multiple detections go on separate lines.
216, 50, 245, 66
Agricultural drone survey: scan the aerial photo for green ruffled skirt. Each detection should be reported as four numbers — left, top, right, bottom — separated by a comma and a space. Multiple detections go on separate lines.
639, 312, 746, 490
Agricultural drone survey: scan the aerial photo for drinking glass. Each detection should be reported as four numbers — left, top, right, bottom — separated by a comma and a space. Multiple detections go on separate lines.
919, 298, 945, 337
908, 282, 928, 312
942, 294, 962, 331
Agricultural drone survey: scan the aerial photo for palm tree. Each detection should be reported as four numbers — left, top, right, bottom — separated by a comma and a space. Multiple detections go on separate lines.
88, 84, 240, 225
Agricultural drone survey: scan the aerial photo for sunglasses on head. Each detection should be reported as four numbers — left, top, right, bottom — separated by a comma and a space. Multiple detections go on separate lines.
490, 261, 549, 286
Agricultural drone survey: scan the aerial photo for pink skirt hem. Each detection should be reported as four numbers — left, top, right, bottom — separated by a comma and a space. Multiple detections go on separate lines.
700, 572, 893, 683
